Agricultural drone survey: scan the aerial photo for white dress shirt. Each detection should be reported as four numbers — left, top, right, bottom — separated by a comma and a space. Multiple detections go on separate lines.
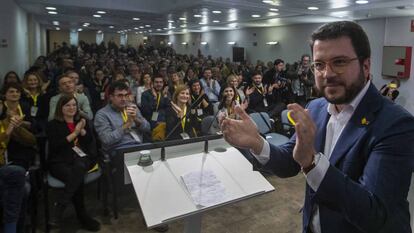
252, 80, 371, 233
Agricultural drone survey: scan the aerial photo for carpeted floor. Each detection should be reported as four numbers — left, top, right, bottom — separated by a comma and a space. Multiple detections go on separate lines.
40, 173, 305, 233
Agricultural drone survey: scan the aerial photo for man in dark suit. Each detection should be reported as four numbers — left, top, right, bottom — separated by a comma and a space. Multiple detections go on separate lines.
221, 21, 414, 233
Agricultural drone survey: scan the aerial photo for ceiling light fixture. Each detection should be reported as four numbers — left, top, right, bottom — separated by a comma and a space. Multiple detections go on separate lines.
200, 41, 208, 45
78, 28, 83, 32
139, 26, 144, 28
212, 10, 222, 14
251, 14, 261, 18
266, 41, 279, 45
227, 41, 236, 45
132, 17, 140, 21
213, 20, 220, 23
168, 20, 174, 23
109, 25, 114, 28
262, 0, 273, 3
96, 11, 106, 14
179, 17, 187, 20
307, 6, 319, 10
167, 42, 172, 45
52, 21, 59, 25
145, 25, 151, 27
48, 11, 58, 15
269, 8, 279, 11
181, 42, 188, 45
157, 28, 162, 31
93, 14, 102, 18
194, 14, 202, 18
355, 0, 369, 4
97, 30, 102, 33
55, 27, 60, 30
45, 7, 56, 10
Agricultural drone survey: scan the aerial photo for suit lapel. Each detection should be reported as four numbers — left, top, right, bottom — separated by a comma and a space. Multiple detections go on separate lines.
314, 101, 330, 153
328, 83, 383, 166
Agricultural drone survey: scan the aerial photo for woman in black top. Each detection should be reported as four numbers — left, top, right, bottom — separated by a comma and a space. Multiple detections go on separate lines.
46, 94, 100, 231
188, 79, 213, 136
166, 84, 198, 140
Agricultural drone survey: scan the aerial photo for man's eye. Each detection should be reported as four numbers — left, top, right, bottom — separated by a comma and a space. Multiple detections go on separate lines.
333, 59, 348, 66
313, 63, 325, 69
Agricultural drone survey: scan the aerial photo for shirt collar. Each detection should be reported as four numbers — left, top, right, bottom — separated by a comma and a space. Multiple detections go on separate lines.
327, 79, 371, 116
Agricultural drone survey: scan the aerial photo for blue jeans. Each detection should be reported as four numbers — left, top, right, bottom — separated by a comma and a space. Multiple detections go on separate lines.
0, 165, 26, 224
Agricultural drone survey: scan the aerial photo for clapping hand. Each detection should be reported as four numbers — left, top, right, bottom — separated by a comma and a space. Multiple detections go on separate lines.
75, 118, 87, 136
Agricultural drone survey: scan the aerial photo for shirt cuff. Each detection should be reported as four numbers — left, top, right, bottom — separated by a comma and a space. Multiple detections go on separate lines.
250, 138, 270, 165
305, 153, 330, 191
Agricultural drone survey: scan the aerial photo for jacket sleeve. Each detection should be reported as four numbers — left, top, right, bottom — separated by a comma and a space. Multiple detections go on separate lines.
93, 111, 124, 147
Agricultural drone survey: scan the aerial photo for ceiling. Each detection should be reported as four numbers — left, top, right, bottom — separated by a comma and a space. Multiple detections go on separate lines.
16, 0, 414, 35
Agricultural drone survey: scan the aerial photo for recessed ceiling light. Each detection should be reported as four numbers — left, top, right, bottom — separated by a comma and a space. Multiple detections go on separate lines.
213, 20, 220, 23
93, 14, 101, 17
48, 11, 58, 15
134, 27, 139, 30
212, 10, 222, 14
83, 24, 88, 27
139, 31, 143, 34
308, 6, 319, 10
182, 42, 188, 45
200, 41, 208, 45
262, 0, 273, 3
168, 20, 174, 23
139, 26, 144, 29
109, 25, 114, 28
132, 17, 140, 21
167, 42, 172, 45
194, 14, 202, 18
96, 11, 106, 14
148, 30, 152, 32
268, 12, 279, 16
52, 21, 59, 25
251, 14, 261, 18
163, 27, 168, 30
55, 27, 60, 30
355, 0, 369, 4
199, 22, 207, 25
227, 41, 236, 45
97, 30, 102, 33
78, 28, 83, 32
171, 26, 176, 29
157, 28, 162, 31
45, 7, 56, 10
270, 8, 279, 11
145, 25, 151, 27
179, 17, 187, 20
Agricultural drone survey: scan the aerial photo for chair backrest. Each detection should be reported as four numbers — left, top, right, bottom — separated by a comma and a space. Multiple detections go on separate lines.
281, 109, 292, 130
250, 112, 272, 135
201, 115, 220, 135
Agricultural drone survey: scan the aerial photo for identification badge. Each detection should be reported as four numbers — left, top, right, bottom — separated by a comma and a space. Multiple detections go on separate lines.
180, 132, 190, 140
73, 146, 87, 157
197, 108, 203, 116
263, 98, 268, 107
100, 92, 105, 100
151, 112, 159, 121
30, 106, 38, 117
130, 131, 141, 142
191, 109, 196, 115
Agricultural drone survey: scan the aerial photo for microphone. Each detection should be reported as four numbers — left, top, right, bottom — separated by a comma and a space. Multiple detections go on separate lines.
204, 95, 229, 136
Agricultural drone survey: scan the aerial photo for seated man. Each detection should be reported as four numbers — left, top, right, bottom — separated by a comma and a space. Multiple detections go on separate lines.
48, 74, 93, 121
140, 75, 170, 141
94, 81, 150, 156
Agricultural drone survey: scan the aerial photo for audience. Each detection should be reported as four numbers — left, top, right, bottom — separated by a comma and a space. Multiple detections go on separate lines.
136, 73, 152, 107
200, 67, 220, 103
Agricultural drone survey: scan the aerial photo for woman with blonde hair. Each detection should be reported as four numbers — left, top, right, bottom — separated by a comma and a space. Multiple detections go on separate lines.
165, 84, 198, 140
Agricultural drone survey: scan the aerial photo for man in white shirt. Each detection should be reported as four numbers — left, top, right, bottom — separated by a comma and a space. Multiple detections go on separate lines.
221, 21, 414, 233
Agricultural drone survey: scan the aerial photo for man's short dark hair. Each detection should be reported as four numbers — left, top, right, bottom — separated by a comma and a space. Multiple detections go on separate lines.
152, 74, 164, 82
274, 59, 284, 66
310, 21, 371, 65
251, 70, 262, 77
108, 80, 129, 95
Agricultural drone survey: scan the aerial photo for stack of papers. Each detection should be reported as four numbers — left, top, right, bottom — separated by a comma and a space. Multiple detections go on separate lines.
181, 169, 226, 207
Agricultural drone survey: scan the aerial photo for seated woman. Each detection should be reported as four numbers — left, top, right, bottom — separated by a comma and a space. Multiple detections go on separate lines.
218, 85, 248, 120
46, 94, 100, 231
188, 79, 213, 136
225, 74, 245, 104
0, 98, 36, 233
166, 84, 198, 140
21, 72, 50, 135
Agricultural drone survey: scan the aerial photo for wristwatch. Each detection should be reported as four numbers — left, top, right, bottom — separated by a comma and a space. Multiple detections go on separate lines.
301, 152, 322, 174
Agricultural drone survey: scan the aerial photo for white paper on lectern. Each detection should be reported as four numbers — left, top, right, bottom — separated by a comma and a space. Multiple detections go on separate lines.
181, 169, 226, 207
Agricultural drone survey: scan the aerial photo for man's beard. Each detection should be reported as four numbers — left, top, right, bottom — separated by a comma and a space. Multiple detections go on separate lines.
319, 68, 366, 105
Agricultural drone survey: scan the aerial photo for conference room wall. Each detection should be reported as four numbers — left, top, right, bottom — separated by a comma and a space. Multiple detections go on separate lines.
79, 30, 98, 44
48, 30, 70, 53
0, 0, 29, 81
27, 14, 47, 66
103, 32, 121, 47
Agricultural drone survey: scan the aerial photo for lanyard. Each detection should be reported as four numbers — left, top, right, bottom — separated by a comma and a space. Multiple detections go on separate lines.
181, 106, 187, 130
121, 110, 128, 123
5, 102, 23, 117
253, 84, 264, 95
156, 93, 161, 111
30, 93, 39, 106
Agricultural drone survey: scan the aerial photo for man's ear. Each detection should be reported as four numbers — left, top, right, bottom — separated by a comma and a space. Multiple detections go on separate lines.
363, 58, 371, 80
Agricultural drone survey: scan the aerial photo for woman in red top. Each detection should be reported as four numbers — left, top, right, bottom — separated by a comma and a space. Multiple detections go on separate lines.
46, 94, 100, 231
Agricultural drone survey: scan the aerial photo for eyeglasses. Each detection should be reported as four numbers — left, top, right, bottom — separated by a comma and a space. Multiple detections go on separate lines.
113, 93, 130, 99
311, 57, 359, 74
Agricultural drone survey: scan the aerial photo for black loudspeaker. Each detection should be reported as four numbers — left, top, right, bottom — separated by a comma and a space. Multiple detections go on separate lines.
232, 47, 244, 62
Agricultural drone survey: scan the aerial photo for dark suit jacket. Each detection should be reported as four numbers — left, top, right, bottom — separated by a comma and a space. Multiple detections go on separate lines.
261, 83, 414, 233
46, 119, 95, 165
165, 105, 197, 140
